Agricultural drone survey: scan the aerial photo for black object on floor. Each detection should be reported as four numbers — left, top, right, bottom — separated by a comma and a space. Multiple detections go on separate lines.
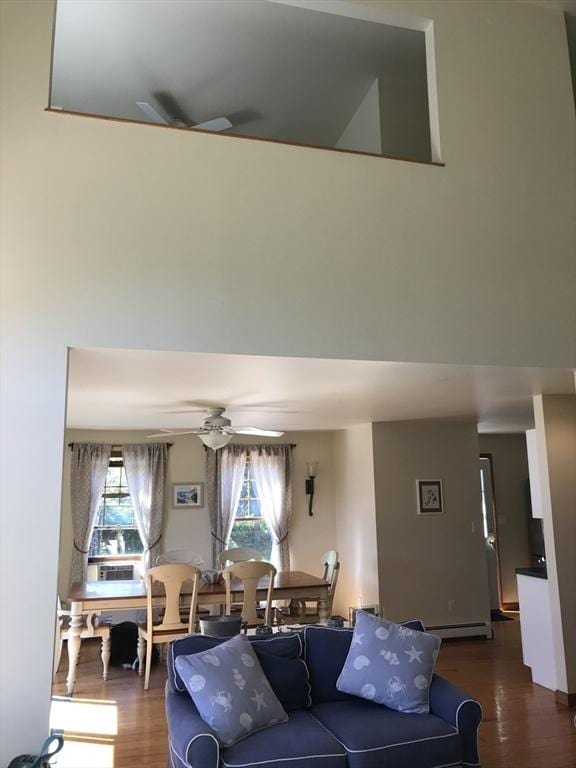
491, 609, 513, 622
110, 621, 159, 667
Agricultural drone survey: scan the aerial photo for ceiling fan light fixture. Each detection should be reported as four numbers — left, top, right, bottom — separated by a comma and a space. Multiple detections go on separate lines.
199, 431, 232, 451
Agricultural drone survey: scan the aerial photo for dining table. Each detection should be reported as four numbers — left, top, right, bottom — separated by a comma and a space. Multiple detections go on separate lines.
64, 570, 330, 693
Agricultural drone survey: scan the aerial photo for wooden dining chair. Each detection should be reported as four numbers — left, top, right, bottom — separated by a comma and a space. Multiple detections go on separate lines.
137, 564, 201, 690
289, 550, 340, 624
223, 560, 276, 628
218, 547, 263, 567
53, 598, 111, 682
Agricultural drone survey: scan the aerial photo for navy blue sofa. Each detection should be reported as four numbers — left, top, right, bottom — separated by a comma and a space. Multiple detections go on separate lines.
165, 622, 482, 768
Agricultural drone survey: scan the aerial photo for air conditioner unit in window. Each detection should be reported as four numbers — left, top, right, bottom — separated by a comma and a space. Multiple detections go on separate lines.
98, 564, 134, 581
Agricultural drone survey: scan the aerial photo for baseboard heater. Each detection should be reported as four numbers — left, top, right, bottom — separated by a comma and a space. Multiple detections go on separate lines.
425, 621, 492, 639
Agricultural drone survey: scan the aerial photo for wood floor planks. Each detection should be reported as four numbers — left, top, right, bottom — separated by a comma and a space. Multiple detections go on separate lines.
52, 619, 576, 768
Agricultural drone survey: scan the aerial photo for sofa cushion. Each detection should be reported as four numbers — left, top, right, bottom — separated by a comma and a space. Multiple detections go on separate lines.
312, 700, 462, 768
220, 709, 347, 768
175, 633, 288, 747
257, 648, 311, 711
336, 612, 441, 714
304, 621, 425, 705
169, 631, 305, 699
304, 626, 358, 705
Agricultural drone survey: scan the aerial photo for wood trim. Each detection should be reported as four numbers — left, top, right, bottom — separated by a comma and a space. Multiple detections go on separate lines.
555, 690, 576, 708
45, 108, 445, 168
88, 555, 142, 563
501, 601, 519, 611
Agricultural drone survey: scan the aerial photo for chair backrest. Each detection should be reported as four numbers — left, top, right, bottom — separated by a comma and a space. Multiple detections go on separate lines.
223, 560, 276, 626
155, 549, 205, 567
322, 549, 340, 611
145, 564, 201, 635
218, 547, 263, 567
321, 550, 340, 598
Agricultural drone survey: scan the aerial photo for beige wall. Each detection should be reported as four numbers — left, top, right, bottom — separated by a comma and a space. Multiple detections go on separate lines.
332, 424, 379, 616
533, 395, 576, 694
478, 434, 531, 605
60, 430, 336, 596
1, 0, 574, 758
372, 420, 491, 627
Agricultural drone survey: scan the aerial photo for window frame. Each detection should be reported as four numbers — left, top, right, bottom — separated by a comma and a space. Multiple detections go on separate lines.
229, 454, 272, 560
88, 447, 143, 562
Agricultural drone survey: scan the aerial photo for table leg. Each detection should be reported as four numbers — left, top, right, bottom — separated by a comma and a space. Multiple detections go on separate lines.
66, 601, 83, 694
137, 633, 146, 677
101, 635, 111, 680
318, 591, 330, 625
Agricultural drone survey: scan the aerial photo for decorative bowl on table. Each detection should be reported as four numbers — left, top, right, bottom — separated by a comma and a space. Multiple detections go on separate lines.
199, 615, 242, 638
202, 569, 223, 585
255, 624, 274, 636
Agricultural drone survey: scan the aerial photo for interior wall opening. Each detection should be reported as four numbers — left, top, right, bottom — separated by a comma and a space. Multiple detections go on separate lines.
49, 0, 437, 163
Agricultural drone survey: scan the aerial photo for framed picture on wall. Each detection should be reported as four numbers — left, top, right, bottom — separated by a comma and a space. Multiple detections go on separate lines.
349, 605, 380, 627
172, 482, 204, 508
416, 479, 443, 515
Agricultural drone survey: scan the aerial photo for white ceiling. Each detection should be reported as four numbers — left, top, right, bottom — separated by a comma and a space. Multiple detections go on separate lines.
66, 348, 575, 434
51, 0, 427, 148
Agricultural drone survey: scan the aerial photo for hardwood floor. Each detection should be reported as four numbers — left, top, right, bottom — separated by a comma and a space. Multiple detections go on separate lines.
51, 619, 576, 768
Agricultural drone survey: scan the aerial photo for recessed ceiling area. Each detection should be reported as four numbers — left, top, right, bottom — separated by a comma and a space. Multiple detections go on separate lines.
66, 348, 575, 434
50, 0, 432, 160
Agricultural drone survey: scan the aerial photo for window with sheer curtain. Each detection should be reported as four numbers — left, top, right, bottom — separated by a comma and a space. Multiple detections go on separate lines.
89, 449, 143, 558
228, 458, 272, 560
207, 444, 293, 570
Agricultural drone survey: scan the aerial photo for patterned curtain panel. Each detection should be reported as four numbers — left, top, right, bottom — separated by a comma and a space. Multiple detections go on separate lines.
123, 443, 168, 571
206, 445, 248, 567
70, 443, 112, 585
250, 444, 293, 571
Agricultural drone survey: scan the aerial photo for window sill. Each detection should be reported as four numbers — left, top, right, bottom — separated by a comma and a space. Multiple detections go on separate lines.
88, 554, 143, 563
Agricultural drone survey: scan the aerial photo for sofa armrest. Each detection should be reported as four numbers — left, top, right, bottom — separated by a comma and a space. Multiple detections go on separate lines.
429, 674, 482, 767
165, 688, 219, 768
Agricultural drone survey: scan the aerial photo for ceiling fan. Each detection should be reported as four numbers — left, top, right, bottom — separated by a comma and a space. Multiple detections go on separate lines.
136, 101, 232, 132
147, 406, 284, 450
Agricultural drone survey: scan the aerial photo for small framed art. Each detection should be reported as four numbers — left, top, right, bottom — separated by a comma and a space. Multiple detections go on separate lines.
416, 479, 443, 515
172, 482, 204, 508
349, 605, 380, 627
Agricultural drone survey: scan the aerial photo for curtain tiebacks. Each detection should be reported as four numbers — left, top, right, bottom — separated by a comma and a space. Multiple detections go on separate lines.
145, 535, 162, 552
276, 532, 289, 544
73, 540, 89, 555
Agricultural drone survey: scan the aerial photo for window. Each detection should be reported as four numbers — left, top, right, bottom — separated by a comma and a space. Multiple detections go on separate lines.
229, 459, 272, 560
89, 449, 143, 558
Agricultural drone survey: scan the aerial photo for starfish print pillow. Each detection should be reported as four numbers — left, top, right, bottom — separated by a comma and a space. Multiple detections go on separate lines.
175, 633, 288, 746
336, 611, 441, 713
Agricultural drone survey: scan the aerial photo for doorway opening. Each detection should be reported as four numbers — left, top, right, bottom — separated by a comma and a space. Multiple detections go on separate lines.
479, 454, 503, 613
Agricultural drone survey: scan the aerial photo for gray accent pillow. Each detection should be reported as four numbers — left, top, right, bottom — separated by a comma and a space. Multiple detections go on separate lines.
175, 633, 288, 747
336, 611, 441, 714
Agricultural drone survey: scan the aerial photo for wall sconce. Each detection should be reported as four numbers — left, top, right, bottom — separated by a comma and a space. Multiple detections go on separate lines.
305, 462, 319, 516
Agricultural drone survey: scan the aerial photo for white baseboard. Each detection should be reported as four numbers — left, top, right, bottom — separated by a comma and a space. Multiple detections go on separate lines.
425, 621, 492, 639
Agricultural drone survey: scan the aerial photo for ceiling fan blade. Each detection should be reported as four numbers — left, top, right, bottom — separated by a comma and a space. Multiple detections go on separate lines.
136, 101, 169, 125
162, 409, 208, 415
228, 427, 285, 437
147, 429, 206, 438
193, 116, 232, 132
